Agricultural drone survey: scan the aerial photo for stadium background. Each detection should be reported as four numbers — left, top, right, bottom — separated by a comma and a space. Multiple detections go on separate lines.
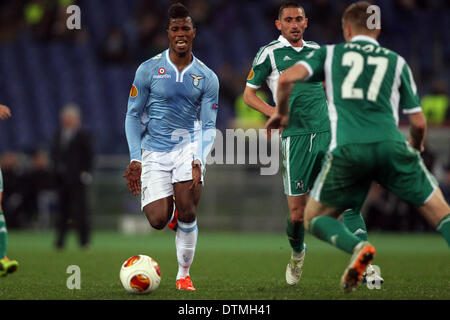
0, 0, 449, 235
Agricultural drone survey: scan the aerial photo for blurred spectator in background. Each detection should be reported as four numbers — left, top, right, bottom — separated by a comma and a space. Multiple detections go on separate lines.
133, 1, 166, 60
22, 150, 55, 229
187, 0, 211, 28
98, 27, 131, 65
50, 103, 94, 250
24, 0, 58, 41
421, 80, 449, 125
218, 62, 256, 129
0, 0, 24, 41
24, 0, 85, 42
232, 91, 268, 130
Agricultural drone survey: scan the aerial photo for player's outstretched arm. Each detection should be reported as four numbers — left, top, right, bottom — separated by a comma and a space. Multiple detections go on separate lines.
408, 112, 427, 153
0, 105, 11, 120
243, 86, 274, 117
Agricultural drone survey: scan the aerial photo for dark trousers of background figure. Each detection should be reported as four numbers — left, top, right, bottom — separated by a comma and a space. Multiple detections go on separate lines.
55, 183, 90, 249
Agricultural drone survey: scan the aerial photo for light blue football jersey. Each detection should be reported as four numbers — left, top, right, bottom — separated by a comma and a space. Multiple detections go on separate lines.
125, 49, 219, 165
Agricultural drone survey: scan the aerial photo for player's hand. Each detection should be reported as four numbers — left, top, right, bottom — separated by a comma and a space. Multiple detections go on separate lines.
0, 105, 11, 120
265, 112, 288, 139
123, 161, 142, 196
190, 160, 201, 190
408, 138, 425, 153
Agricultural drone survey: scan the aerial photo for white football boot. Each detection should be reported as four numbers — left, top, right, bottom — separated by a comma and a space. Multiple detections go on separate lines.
285, 245, 306, 285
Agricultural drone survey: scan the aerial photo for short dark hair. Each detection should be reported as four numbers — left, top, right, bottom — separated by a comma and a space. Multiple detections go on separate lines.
168, 3, 195, 27
342, 1, 375, 32
278, 0, 305, 20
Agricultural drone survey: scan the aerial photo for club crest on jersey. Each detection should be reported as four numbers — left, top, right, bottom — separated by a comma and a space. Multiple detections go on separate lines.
190, 74, 204, 87
158, 67, 166, 75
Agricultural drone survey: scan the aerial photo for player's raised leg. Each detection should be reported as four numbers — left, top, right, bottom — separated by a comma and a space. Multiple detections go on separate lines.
143, 196, 175, 230
139, 152, 180, 232
173, 180, 202, 291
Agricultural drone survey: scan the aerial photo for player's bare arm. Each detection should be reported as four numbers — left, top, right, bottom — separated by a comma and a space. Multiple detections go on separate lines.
408, 112, 427, 152
243, 86, 275, 117
0, 105, 11, 120
123, 160, 142, 196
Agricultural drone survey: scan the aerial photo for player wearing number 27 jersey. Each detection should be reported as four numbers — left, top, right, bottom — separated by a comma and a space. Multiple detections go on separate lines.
245, 1, 374, 287
270, 1, 450, 293
302, 36, 420, 150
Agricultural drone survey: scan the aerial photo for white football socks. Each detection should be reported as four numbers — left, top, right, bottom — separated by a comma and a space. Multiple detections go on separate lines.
175, 219, 198, 280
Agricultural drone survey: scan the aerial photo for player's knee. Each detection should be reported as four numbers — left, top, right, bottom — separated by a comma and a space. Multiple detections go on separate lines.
147, 215, 167, 230
178, 207, 196, 223
289, 205, 306, 223
144, 209, 168, 230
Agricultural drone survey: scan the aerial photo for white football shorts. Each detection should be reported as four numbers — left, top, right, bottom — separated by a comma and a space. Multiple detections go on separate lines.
140, 142, 204, 210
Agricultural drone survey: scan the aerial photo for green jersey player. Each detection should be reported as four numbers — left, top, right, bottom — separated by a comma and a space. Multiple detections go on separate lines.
0, 104, 19, 277
269, 1, 450, 293
244, 0, 376, 286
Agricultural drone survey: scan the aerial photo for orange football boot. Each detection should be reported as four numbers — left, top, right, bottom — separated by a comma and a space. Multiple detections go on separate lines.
176, 275, 196, 291
341, 241, 376, 293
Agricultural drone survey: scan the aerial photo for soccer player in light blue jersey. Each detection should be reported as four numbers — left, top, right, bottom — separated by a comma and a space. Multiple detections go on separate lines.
0, 104, 19, 277
123, 3, 219, 291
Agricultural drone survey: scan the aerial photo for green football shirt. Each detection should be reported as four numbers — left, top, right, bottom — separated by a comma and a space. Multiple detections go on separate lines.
299, 35, 421, 150
247, 35, 330, 137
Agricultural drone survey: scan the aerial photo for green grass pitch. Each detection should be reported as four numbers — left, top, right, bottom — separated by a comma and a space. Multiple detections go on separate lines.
1, 230, 449, 300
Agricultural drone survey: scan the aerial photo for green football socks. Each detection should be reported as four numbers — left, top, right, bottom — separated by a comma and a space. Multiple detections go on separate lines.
437, 214, 450, 247
342, 209, 369, 241
309, 216, 362, 254
0, 211, 7, 258
286, 215, 305, 253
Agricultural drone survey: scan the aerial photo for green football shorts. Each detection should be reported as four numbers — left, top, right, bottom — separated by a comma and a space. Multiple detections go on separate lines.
281, 131, 331, 196
311, 140, 438, 210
